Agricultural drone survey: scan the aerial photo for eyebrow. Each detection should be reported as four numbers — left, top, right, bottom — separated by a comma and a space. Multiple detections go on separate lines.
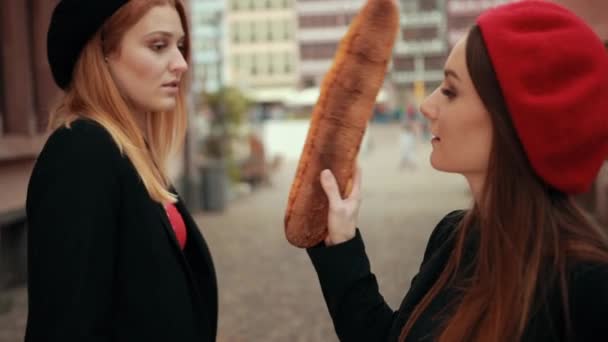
145, 31, 185, 40
444, 69, 460, 82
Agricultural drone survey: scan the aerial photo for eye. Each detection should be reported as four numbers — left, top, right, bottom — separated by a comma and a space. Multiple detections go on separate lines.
177, 42, 186, 53
151, 42, 167, 51
441, 87, 456, 99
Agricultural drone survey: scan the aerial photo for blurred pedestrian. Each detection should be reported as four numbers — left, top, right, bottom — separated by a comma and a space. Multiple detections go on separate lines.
399, 120, 417, 170
25, 1, 217, 341
307, 2, 608, 341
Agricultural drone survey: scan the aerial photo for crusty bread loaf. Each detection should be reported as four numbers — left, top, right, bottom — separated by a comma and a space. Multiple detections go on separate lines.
284, 0, 399, 248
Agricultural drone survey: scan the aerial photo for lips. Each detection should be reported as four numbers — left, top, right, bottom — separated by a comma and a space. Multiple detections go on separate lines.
162, 80, 179, 88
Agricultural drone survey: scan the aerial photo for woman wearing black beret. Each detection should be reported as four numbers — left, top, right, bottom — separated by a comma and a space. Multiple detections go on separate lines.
25, 1, 217, 341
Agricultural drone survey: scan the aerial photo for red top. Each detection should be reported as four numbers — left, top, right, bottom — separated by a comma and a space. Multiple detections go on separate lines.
165, 203, 187, 250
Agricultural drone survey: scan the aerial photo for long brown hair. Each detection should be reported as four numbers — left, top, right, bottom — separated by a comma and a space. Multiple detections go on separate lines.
49, 0, 190, 204
399, 25, 608, 342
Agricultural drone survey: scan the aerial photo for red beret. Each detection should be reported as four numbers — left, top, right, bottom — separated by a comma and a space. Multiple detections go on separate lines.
477, 0, 608, 194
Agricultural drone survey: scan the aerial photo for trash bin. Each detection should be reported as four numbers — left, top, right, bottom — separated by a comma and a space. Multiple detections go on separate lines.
200, 159, 228, 212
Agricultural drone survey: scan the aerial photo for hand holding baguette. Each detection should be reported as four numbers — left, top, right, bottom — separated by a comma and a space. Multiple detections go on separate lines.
319, 167, 362, 246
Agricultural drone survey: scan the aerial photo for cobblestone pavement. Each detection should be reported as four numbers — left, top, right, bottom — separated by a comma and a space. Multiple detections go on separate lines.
0, 123, 470, 341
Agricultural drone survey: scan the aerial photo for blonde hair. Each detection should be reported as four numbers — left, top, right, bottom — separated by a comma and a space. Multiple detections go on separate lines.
49, 0, 190, 204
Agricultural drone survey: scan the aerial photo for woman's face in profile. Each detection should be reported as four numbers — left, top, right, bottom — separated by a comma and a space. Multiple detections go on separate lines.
420, 34, 493, 181
106, 5, 188, 115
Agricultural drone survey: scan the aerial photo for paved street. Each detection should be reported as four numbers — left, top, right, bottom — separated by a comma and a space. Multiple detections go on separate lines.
0, 123, 470, 341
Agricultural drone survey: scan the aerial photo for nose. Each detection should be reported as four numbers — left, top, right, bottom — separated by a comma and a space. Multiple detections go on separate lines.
170, 49, 188, 75
420, 87, 439, 121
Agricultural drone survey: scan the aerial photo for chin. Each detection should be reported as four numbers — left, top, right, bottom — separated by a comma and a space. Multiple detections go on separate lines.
430, 157, 445, 172
150, 99, 178, 112
430, 153, 457, 173
429, 151, 443, 171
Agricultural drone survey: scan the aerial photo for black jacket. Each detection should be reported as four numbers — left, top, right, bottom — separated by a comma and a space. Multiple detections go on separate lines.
25, 119, 217, 341
308, 210, 608, 341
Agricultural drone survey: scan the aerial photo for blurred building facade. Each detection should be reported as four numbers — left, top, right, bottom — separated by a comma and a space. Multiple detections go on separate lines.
191, 0, 226, 95
391, 0, 448, 106
0, 0, 61, 287
296, 0, 364, 87
225, 0, 300, 102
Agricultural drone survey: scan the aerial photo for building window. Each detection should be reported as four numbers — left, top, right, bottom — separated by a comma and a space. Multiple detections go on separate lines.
298, 15, 341, 28
234, 0, 249, 11
266, 20, 273, 41
232, 55, 240, 71
269, 53, 275, 75
419, 0, 437, 11
231, 22, 239, 43
257, 54, 264, 76
448, 14, 478, 32
251, 54, 261, 76
240, 54, 250, 77
254, 21, 263, 42
393, 56, 415, 71
400, 0, 417, 13
271, 20, 284, 42
283, 20, 290, 40
401, 26, 438, 40
424, 55, 445, 70
301, 42, 337, 60
302, 78, 314, 88
284, 52, 293, 73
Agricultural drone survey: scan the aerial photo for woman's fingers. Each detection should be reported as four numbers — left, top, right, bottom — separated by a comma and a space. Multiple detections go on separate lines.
320, 169, 341, 205
320, 167, 361, 246
321, 167, 362, 203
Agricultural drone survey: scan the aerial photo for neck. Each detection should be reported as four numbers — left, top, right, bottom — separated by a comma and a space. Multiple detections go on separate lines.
465, 173, 486, 205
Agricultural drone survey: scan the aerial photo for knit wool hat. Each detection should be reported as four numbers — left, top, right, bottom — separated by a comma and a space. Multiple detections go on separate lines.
47, 0, 129, 90
477, 0, 608, 194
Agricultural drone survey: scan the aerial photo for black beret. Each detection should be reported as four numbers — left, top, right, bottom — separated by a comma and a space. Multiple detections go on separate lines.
47, 0, 129, 90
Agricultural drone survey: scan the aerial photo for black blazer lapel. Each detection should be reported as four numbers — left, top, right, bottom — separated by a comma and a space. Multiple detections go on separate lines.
175, 199, 216, 276
174, 196, 218, 341
151, 197, 202, 296
154, 201, 182, 250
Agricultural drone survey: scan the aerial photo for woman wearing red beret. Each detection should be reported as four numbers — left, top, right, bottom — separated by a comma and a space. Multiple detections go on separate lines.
26, 0, 217, 341
307, 1, 608, 341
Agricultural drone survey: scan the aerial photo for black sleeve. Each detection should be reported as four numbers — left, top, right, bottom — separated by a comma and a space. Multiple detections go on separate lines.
306, 210, 463, 342
570, 263, 608, 341
25, 121, 122, 342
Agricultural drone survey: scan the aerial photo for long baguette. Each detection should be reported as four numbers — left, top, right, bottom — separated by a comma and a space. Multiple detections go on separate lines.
284, 0, 400, 248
